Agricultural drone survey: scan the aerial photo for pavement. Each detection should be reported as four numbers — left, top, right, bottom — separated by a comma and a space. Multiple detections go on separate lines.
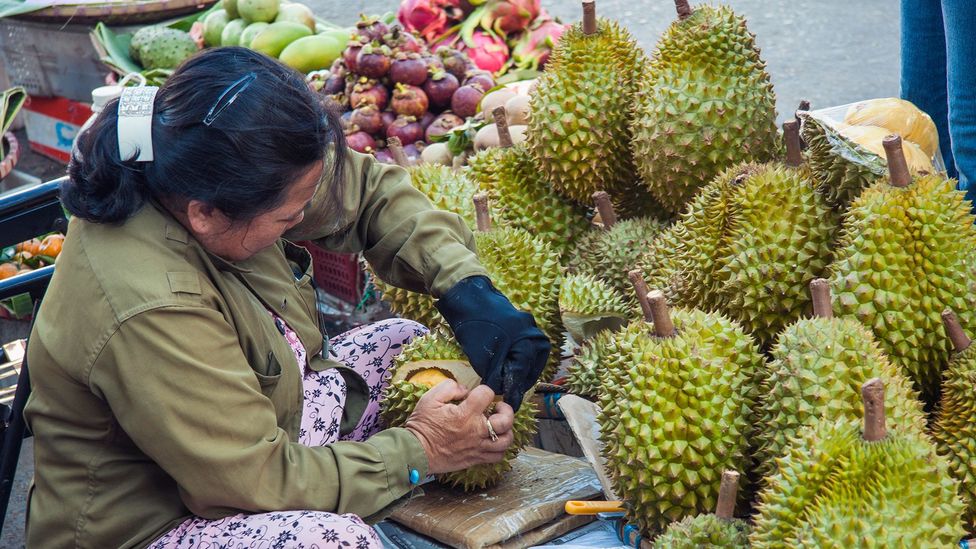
0, 1, 900, 547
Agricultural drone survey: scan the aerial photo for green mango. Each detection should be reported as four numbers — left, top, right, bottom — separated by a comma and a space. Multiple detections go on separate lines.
250, 21, 312, 57
239, 21, 269, 48
222, 0, 239, 19
238, 0, 279, 23
220, 18, 248, 46
279, 34, 343, 72
202, 9, 230, 47
274, 3, 315, 31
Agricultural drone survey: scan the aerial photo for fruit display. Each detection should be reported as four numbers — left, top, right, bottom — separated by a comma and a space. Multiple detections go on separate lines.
631, 0, 778, 216
1, 234, 63, 280
557, 272, 630, 345
750, 380, 964, 547
397, 0, 566, 74
931, 311, 976, 530
652, 471, 751, 549
828, 136, 976, 403
380, 328, 538, 490
801, 97, 941, 209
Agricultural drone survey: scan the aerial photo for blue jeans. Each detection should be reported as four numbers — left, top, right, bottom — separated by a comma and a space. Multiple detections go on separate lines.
901, 0, 976, 203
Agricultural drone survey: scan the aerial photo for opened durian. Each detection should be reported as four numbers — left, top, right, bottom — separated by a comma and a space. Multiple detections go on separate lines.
751, 379, 964, 548
558, 272, 631, 345
653, 470, 751, 549
631, 0, 778, 216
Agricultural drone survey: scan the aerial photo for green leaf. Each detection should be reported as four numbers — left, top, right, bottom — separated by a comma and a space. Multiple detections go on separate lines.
0, 293, 32, 319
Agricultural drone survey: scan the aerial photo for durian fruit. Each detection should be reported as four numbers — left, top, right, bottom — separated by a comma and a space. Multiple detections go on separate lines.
931, 310, 976, 530
566, 192, 666, 304
631, 0, 778, 216
563, 326, 618, 399
652, 470, 751, 549
800, 114, 883, 209
750, 379, 965, 548
601, 286, 764, 535
526, 1, 658, 216
755, 279, 927, 477
828, 135, 976, 403
844, 97, 939, 157
466, 107, 592, 260
558, 272, 631, 345
380, 329, 538, 490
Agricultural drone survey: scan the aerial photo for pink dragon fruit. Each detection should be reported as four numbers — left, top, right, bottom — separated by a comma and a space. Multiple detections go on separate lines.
460, 30, 509, 74
398, 0, 451, 41
511, 16, 566, 70
481, 0, 539, 35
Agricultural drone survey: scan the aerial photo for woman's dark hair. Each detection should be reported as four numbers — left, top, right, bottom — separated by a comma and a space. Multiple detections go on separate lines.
64, 47, 346, 225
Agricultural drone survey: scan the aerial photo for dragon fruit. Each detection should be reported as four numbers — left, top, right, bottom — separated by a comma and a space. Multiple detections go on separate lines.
460, 30, 509, 73
510, 16, 565, 70
481, 0, 539, 35
398, 0, 450, 41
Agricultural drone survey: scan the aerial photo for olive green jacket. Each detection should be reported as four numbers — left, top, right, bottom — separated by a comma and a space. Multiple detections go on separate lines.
23, 150, 487, 548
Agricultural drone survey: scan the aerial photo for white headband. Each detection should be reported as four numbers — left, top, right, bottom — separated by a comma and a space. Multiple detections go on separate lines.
117, 86, 159, 162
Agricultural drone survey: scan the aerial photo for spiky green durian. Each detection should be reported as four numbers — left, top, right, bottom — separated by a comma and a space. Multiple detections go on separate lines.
757, 296, 926, 477
381, 330, 538, 491
557, 273, 632, 344
405, 163, 479, 229
563, 328, 618, 399
601, 304, 764, 535
828, 150, 976, 403
931, 311, 976, 530
632, 3, 778, 215
751, 392, 964, 548
526, 10, 653, 213
653, 514, 750, 549
800, 115, 884, 209
466, 145, 592, 259
714, 163, 838, 346
567, 216, 666, 302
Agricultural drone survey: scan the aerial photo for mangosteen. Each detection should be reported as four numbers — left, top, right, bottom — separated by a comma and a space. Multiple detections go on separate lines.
345, 130, 377, 153
356, 15, 389, 42
356, 44, 392, 79
380, 110, 397, 135
438, 48, 470, 81
390, 53, 429, 86
391, 83, 429, 118
350, 104, 384, 135
423, 71, 459, 109
451, 84, 485, 119
386, 115, 425, 145
425, 111, 464, 141
350, 79, 389, 110
464, 70, 495, 92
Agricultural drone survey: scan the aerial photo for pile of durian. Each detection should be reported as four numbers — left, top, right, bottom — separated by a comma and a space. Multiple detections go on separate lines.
368, 0, 976, 544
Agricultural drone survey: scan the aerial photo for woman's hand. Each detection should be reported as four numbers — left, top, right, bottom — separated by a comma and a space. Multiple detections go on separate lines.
403, 380, 515, 475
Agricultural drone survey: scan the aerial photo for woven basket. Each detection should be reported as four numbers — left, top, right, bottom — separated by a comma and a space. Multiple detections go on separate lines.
15, 0, 217, 25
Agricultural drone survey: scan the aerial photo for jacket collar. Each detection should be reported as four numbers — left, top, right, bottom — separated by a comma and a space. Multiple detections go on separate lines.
150, 200, 253, 274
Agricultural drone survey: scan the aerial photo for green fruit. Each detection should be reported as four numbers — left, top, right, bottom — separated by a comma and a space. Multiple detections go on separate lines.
829, 171, 976, 403
558, 273, 631, 345
801, 114, 885, 209
137, 27, 199, 71
632, 4, 778, 216
279, 35, 343, 72
381, 330, 538, 490
653, 514, 751, 549
757, 311, 926, 478
751, 413, 964, 547
238, 0, 279, 23
526, 18, 659, 216
129, 25, 168, 63
202, 10, 230, 47
221, 18, 248, 46
274, 2, 315, 31
222, 0, 239, 19
930, 314, 976, 531
466, 145, 592, 260
237, 21, 269, 48
601, 307, 764, 535
250, 21, 312, 58
564, 328, 618, 399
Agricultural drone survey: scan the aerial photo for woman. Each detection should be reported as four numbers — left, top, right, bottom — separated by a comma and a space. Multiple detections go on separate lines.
24, 47, 549, 548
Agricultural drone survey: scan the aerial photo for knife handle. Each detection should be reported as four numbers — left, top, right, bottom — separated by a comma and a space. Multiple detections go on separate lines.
564, 500, 624, 515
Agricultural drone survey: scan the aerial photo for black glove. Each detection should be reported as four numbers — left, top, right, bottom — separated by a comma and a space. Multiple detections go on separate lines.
435, 276, 550, 411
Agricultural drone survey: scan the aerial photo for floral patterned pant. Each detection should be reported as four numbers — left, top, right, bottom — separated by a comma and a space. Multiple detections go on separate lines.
149, 318, 429, 549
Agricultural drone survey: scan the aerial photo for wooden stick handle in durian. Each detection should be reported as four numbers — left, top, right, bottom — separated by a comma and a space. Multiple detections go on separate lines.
883, 135, 911, 188
795, 100, 811, 148
809, 278, 833, 319
648, 290, 676, 338
473, 192, 491, 232
715, 470, 740, 520
582, 0, 597, 34
492, 106, 514, 148
387, 137, 410, 167
942, 309, 972, 352
674, 0, 693, 19
784, 120, 803, 167
862, 378, 886, 442
592, 191, 617, 229
628, 269, 654, 323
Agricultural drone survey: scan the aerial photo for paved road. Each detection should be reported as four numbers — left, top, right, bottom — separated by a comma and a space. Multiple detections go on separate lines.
309, 0, 902, 123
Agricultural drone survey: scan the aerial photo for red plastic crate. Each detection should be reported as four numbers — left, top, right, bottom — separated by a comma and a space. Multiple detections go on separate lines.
22, 95, 92, 164
301, 242, 364, 305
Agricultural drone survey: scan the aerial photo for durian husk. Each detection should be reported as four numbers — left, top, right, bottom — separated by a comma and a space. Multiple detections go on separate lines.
563, 328, 618, 400
380, 330, 539, 491
931, 343, 976, 531
801, 114, 885, 209
828, 173, 976, 403
599, 308, 764, 535
652, 514, 751, 549
558, 272, 633, 344
757, 316, 927, 477
632, 5, 778, 216
750, 417, 965, 548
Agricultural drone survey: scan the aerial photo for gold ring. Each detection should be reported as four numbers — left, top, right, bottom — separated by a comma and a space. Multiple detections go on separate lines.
486, 417, 498, 442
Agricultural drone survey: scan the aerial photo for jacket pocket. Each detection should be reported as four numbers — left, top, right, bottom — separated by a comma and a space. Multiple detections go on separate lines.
253, 351, 283, 396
